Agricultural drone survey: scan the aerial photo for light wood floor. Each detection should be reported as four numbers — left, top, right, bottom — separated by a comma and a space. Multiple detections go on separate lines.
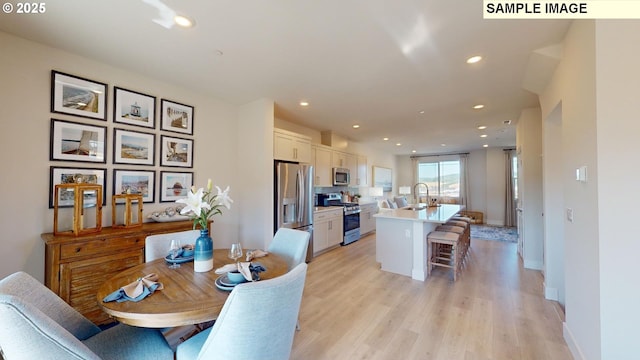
291, 234, 573, 360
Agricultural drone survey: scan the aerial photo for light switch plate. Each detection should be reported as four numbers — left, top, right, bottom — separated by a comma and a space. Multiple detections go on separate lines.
566, 208, 574, 222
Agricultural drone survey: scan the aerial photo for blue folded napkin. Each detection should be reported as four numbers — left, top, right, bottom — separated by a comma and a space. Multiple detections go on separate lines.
249, 262, 266, 273
103, 273, 163, 303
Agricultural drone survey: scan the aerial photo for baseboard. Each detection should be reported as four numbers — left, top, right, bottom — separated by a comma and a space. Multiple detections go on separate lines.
486, 219, 505, 226
544, 283, 559, 301
564, 322, 586, 360
523, 259, 543, 270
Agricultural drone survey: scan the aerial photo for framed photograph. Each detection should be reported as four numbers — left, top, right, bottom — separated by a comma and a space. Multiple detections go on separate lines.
50, 119, 106, 163
113, 87, 156, 128
113, 128, 155, 166
51, 70, 107, 120
49, 166, 106, 208
160, 171, 194, 202
160, 135, 193, 168
373, 166, 392, 192
113, 169, 155, 203
161, 99, 194, 135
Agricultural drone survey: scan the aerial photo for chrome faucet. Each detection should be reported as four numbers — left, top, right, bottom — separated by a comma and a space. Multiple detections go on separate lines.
413, 183, 429, 204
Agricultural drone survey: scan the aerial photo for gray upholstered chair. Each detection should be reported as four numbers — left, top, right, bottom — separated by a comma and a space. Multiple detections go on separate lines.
145, 229, 200, 262
0, 271, 173, 360
176, 263, 308, 360
267, 228, 310, 270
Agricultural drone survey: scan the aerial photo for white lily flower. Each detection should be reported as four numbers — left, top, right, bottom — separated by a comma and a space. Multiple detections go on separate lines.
215, 185, 234, 209
176, 187, 211, 216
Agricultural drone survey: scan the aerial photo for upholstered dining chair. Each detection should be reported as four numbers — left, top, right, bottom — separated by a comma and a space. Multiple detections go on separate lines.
267, 228, 310, 270
0, 271, 173, 360
176, 263, 308, 360
145, 229, 200, 262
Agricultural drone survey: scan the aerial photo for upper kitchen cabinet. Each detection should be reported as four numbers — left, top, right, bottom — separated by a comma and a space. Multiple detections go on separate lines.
356, 154, 368, 186
273, 128, 312, 163
332, 150, 357, 185
312, 144, 332, 187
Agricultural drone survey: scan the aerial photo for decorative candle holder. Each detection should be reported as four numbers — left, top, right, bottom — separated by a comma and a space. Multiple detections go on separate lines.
53, 183, 103, 236
112, 194, 144, 228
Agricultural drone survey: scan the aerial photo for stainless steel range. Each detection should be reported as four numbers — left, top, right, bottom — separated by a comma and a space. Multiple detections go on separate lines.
317, 193, 361, 245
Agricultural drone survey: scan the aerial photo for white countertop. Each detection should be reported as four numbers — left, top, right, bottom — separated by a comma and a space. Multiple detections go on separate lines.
373, 204, 463, 223
314, 206, 344, 214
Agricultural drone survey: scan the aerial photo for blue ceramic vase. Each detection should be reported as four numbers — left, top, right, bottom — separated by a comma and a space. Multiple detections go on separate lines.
194, 229, 213, 272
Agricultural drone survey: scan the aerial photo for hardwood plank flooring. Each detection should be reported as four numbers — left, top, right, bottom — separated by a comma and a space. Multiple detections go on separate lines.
291, 234, 573, 360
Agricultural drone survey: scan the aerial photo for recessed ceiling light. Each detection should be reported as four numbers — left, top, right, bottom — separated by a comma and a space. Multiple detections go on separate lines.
441, 143, 446, 146
396, 143, 402, 146
214, 49, 224, 56
477, 125, 487, 130
466, 55, 483, 64
383, 137, 389, 141
473, 104, 484, 110
480, 134, 488, 138
419, 110, 425, 114
174, 15, 194, 28
412, 150, 417, 153
352, 125, 360, 129
483, 144, 489, 148
503, 120, 512, 125
299, 101, 309, 107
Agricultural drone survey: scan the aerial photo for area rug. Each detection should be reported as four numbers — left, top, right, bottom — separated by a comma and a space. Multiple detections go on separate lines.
470, 224, 518, 243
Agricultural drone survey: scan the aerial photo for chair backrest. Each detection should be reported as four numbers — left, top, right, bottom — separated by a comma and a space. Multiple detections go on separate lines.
194, 263, 307, 360
145, 229, 200, 262
0, 272, 102, 359
267, 228, 310, 270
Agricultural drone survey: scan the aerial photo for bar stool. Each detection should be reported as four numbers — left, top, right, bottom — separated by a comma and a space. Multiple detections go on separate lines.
427, 230, 462, 281
435, 224, 465, 261
446, 220, 470, 259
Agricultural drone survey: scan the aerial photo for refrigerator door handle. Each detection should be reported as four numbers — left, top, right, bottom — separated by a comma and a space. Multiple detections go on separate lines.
297, 168, 304, 224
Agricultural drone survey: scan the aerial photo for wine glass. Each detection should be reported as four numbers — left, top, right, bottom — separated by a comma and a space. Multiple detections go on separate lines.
228, 242, 243, 268
168, 239, 181, 269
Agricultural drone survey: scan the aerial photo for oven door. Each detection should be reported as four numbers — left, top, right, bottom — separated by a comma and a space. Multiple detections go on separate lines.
342, 209, 361, 245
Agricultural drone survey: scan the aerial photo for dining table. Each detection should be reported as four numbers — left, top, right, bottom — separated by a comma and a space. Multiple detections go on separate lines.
96, 249, 288, 328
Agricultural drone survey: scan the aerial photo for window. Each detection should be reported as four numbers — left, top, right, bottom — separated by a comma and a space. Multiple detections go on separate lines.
417, 160, 460, 200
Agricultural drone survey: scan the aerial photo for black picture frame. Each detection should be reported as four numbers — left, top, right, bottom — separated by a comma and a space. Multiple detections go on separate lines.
51, 70, 107, 121
160, 171, 194, 202
113, 87, 156, 129
160, 99, 194, 135
113, 128, 156, 166
113, 169, 156, 203
160, 135, 193, 168
49, 166, 106, 208
50, 118, 107, 163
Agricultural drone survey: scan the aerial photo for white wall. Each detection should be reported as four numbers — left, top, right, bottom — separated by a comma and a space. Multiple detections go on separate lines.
0, 31, 242, 281
539, 20, 601, 360
516, 107, 544, 270
594, 20, 640, 360
237, 99, 274, 250
542, 104, 565, 304
468, 150, 488, 216
485, 148, 506, 225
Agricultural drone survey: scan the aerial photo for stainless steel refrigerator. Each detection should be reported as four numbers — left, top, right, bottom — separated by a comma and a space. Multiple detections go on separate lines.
274, 161, 314, 262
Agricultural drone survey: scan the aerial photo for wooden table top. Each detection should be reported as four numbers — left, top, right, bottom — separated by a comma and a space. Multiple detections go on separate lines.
96, 249, 288, 328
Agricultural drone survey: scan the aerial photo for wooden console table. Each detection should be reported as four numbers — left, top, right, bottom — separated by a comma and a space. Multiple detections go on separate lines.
41, 221, 197, 325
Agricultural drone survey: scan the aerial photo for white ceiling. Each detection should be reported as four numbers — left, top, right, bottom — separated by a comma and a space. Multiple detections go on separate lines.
0, 0, 571, 155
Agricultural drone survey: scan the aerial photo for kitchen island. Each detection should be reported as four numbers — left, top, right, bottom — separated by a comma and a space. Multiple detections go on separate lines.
373, 204, 463, 281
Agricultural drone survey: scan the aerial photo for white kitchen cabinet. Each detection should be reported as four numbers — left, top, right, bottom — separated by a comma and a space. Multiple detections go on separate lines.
356, 154, 368, 186
313, 208, 343, 254
359, 202, 377, 235
312, 144, 333, 187
273, 128, 311, 163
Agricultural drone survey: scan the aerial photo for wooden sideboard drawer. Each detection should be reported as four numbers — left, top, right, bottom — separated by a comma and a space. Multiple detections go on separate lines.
60, 235, 144, 260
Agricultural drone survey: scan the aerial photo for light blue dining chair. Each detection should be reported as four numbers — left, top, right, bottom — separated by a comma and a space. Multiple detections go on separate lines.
267, 228, 310, 270
0, 271, 173, 360
176, 263, 308, 360
267, 227, 310, 331
145, 229, 200, 262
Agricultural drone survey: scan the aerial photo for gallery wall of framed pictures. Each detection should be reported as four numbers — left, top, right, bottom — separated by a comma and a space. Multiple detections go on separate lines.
48, 69, 196, 209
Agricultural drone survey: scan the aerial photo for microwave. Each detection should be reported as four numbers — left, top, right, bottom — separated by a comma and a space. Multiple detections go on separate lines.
333, 167, 350, 186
